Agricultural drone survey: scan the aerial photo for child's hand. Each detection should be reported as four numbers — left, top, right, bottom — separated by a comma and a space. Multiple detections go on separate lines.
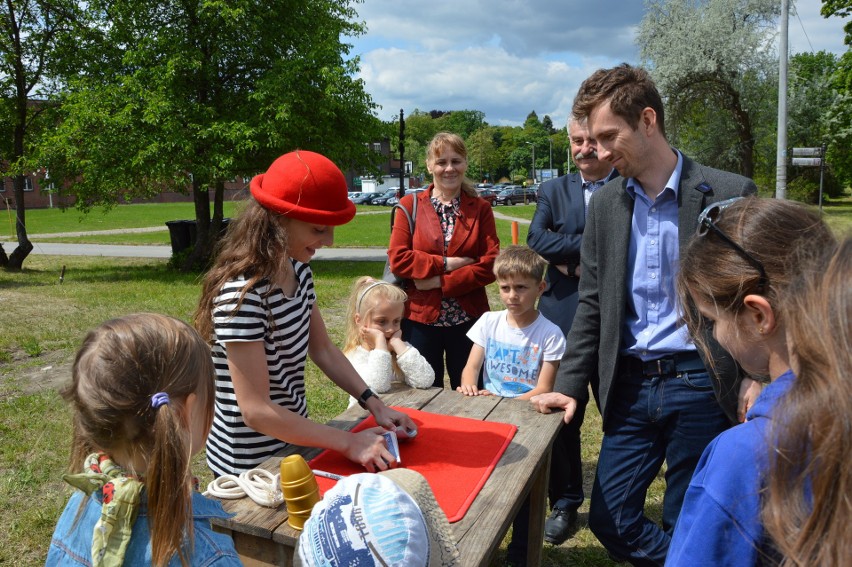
457, 383, 489, 396
388, 332, 407, 354
360, 326, 388, 351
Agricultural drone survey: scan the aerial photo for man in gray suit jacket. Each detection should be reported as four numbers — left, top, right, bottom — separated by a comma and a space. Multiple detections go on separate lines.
531, 64, 759, 566
527, 117, 617, 546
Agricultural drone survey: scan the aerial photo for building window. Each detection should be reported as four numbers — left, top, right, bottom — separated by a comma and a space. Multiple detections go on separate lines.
372, 143, 381, 152
23, 178, 34, 192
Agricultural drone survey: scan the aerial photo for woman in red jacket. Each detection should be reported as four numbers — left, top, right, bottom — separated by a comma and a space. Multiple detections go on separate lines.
387, 132, 500, 389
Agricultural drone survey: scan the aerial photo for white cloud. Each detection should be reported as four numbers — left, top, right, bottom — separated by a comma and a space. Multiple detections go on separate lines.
349, 0, 849, 127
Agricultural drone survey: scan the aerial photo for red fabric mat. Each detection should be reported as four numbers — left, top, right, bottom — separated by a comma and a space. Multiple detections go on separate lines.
308, 406, 517, 523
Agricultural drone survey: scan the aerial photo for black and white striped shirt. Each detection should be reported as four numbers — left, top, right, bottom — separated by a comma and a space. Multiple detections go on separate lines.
206, 260, 315, 476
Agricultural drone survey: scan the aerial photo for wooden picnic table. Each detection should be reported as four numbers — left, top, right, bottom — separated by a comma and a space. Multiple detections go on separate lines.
210, 385, 564, 566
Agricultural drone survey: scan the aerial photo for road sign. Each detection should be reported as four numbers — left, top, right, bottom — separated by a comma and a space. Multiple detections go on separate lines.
792, 147, 822, 157
791, 158, 822, 167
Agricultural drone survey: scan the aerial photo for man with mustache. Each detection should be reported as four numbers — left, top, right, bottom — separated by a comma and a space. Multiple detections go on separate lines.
525, 117, 617, 554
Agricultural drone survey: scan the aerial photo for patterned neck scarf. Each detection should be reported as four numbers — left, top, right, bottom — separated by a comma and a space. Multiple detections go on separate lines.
63, 453, 144, 567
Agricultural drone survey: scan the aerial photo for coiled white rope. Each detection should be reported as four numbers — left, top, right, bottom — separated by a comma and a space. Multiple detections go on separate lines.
204, 468, 284, 508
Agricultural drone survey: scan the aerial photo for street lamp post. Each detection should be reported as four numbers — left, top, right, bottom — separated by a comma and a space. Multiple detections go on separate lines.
525, 142, 536, 184
549, 138, 553, 172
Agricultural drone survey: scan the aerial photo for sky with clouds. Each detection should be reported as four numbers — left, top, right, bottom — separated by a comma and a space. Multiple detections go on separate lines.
347, 0, 850, 128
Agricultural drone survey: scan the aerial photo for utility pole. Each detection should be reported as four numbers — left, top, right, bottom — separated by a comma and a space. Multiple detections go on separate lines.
549, 138, 553, 171
775, 0, 789, 199
398, 109, 405, 198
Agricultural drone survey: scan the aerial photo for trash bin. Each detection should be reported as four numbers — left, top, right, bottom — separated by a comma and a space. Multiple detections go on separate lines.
165, 220, 195, 255
218, 217, 232, 238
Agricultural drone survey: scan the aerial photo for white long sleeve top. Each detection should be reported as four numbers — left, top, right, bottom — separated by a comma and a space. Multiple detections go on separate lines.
345, 345, 435, 407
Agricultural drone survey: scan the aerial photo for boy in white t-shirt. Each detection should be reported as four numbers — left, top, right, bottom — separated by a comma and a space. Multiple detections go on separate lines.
457, 245, 566, 565
458, 245, 566, 400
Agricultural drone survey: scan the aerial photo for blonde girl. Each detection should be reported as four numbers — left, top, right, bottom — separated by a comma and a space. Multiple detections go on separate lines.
194, 150, 416, 478
47, 313, 241, 567
343, 277, 435, 407
666, 197, 836, 566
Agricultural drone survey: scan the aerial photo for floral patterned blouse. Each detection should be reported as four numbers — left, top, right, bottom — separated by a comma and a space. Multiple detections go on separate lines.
430, 195, 472, 327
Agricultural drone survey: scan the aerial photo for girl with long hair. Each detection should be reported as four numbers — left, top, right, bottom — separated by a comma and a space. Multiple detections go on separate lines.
666, 197, 837, 565
761, 237, 852, 565
47, 313, 241, 566
194, 150, 416, 477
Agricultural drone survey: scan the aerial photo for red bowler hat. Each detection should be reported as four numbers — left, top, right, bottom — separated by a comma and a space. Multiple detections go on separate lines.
250, 150, 356, 225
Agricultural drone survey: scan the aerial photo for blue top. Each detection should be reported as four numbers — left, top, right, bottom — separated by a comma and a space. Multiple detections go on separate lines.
666, 370, 795, 566
623, 150, 694, 359
46, 489, 242, 566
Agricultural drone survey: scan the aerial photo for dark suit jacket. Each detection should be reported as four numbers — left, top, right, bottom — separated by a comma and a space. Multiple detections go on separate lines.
527, 170, 617, 336
554, 155, 757, 427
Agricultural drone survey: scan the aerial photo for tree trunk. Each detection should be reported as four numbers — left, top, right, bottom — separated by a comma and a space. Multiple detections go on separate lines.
722, 81, 755, 179
5, 90, 34, 270
182, 176, 211, 272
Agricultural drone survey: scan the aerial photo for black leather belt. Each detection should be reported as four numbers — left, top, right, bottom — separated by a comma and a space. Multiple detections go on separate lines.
619, 353, 705, 377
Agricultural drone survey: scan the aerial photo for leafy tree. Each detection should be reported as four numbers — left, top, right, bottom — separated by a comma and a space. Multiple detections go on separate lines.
467, 126, 500, 183
40, 0, 384, 270
542, 115, 557, 135
787, 51, 845, 199
638, 0, 780, 179
821, 0, 852, 187
821, 0, 852, 44
0, 0, 81, 270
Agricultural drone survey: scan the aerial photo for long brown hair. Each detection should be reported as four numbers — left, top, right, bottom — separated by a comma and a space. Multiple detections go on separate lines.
63, 313, 215, 567
193, 197, 288, 341
676, 197, 835, 368
762, 237, 852, 565
426, 132, 478, 198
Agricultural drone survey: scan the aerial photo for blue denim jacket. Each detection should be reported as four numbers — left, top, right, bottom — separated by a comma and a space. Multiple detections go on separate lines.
47, 489, 242, 566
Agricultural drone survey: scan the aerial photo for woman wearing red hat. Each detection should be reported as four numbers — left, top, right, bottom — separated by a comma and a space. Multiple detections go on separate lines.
387, 133, 500, 390
195, 150, 417, 477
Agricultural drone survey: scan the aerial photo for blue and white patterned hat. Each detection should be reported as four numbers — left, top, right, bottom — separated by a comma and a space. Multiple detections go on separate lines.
295, 469, 460, 567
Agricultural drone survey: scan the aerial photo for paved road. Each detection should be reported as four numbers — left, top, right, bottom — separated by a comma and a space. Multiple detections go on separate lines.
2, 210, 529, 261
1, 241, 388, 261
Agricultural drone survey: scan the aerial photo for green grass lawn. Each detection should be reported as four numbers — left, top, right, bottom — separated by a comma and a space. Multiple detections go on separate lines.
2, 194, 849, 566
0, 253, 624, 567
18, 202, 531, 247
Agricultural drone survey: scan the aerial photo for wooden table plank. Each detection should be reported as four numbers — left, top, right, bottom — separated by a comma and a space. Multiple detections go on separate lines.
441, 395, 563, 566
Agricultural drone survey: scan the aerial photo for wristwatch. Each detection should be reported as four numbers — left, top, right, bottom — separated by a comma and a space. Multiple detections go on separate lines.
357, 388, 376, 409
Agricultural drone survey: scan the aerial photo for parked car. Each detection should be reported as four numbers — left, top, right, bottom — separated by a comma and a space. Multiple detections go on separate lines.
348, 192, 362, 201
386, 188, 425, 207
351, 192, 380, 205
371, 189, 402, 206
477, 188, 498, 206
495, 186, 537, 206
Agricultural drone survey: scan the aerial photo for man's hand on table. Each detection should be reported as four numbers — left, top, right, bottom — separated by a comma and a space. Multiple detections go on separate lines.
529, 392, 579, 424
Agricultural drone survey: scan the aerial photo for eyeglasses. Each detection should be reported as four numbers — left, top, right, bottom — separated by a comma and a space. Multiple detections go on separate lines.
697, 197, 769, 294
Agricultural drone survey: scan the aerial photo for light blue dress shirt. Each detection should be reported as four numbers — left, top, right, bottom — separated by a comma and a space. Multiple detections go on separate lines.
621, 150, 695, 360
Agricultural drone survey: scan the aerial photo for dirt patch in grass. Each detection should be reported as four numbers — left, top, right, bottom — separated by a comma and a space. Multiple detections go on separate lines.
0, 350, 73, 400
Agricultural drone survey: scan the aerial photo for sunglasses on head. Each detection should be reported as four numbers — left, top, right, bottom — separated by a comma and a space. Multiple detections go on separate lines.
697, 197, 769, 294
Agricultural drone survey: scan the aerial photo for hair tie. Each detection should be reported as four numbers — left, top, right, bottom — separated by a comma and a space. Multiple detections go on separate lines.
151, 392, 170, 409
356, 280, 392, 312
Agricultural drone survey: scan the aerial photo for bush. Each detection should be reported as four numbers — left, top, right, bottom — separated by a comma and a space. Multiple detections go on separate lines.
785, 176, 821, 204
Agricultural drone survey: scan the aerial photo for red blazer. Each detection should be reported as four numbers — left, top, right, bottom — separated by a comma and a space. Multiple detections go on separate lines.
387, 188, 500, 324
